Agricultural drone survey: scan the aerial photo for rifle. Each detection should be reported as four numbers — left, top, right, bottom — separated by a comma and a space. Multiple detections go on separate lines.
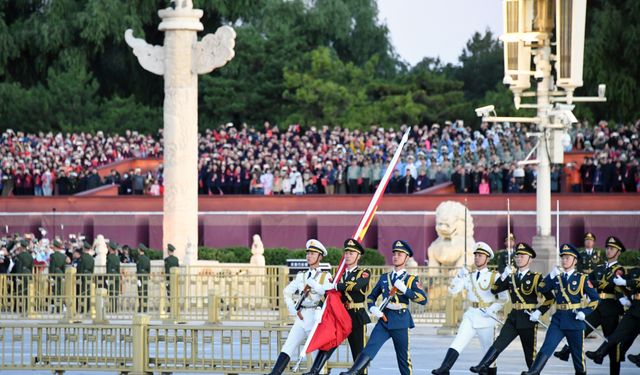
376, 287, 398, 322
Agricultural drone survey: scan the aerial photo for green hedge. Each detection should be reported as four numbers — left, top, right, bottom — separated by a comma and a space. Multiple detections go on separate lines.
197, 246, 387, 266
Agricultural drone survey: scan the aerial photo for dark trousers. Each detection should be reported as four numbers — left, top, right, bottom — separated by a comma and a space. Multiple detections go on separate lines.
538, 319, 585, 373
347, 310, 367, 362
137, 277, 148, 312
583, 307, 622, 374
602, 312, 640, 362
362, 323, 412, 375
492, 317, 537, 368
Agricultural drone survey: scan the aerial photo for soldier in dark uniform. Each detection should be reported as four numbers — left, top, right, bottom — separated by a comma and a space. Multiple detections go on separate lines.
76, 243, 95, 313
554, 236, 627, 375
495, 233, 516, 273
577, 232, 602, 274
48, 239, 67, 312
163, 243, 179, 303
521, 244, 599, 375
106, 241, 121, 312
136, 244, 151, 312
302, 238, 371, 375
470, 243, 554, 374
340, 240, 428, 375
14, 240, 33, 314
587, 261, 640, 367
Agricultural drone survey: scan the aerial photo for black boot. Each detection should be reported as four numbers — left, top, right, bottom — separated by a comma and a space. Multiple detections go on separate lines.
266, 352, 290, 375
575, 372, 586, 375
470, 346, 499, 374
520, 353, 549, 375
432, 348, 459, 375
303, 350, 332, 375
585, 342, 609, 365
486, 367, 497, 375
339, 354, 371, 375
629, 353, 640, 367
554, 345, 571, 361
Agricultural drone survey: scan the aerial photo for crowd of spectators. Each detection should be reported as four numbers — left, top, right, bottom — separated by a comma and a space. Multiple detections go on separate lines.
1, 119, 638, 196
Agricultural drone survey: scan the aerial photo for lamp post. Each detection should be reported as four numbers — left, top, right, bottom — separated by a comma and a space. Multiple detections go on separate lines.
478, 0, 605, 272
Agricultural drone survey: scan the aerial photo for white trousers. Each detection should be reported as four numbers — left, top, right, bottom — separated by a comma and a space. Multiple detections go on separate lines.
281, 308, 316, 357
449, 315, 495, 354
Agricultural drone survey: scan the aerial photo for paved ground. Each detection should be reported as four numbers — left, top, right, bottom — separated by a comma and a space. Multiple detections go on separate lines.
2, 324, 639, 374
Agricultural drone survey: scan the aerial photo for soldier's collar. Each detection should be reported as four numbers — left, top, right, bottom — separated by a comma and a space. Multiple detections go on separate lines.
476, 267, 489, 273
517, 268, 530, 275
346, 265, 358, 273
606, 260, 618, 268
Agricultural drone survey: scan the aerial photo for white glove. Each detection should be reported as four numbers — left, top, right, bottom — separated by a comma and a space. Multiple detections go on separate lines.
394, 279, 408, 293
306, 278, 323, 294
549, 266, 561, 279
614, 275, 627, 286
528, 310, 542, 322
575, 311, 586, 321
369, 306, 384, 318
386, 302, 403, 310
105, 280, 109, 286
137, 280, 142, 288
619, 296, 631, 308
501, 266, 513, 281
457, 267, 469, 278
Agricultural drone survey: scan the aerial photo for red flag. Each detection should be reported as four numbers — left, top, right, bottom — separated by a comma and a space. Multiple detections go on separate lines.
305, 290, 352, 352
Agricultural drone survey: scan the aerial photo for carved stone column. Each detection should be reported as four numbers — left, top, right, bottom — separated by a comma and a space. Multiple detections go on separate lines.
125, 1, 235, 263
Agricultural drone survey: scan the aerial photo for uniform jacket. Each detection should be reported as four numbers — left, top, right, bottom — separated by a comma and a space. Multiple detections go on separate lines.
622, 267, 640, 318
78, 253, 95, 274
106, 253, 120, 274
450, 268, 508, 329
15, 251, 34, 273
136, 254, 151, 274
589, 261, 625, 316
367, 270, 427, 330
48, 251, 66, 274
492, 269, 554, 329
164, 255, 179, 274
284, 268, 333, 330
577, 248, 602, 274
539, 270, 599, 330
336, 266, 371, 325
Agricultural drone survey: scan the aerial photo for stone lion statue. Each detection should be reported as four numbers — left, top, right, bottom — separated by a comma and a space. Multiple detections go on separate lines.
427, 201, 475, 273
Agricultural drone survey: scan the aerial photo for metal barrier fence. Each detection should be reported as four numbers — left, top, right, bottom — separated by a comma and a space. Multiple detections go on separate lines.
0, 266, 462, 324
0, 318, 352, 374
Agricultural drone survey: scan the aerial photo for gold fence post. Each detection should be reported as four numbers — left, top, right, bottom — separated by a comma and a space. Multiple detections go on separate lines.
27, 279, 35, 318
60, 267, 77, 323
170, 267, 180, 321
207, 290, 220, 324
278, 266, 288, 323
131, 314, 150, 375
89, 280, 97, 320
94, 287, 109, 324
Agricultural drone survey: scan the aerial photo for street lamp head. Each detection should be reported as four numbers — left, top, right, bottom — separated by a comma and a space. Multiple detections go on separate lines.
474, 105, 495, 118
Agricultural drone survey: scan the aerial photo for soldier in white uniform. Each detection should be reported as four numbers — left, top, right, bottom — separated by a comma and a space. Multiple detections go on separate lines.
432, 242, 508, 375
266, 239, 333, 375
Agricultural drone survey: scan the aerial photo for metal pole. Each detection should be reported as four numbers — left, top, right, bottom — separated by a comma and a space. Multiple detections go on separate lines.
535, 42, 552, 239
464, 198, 468, 270
507, 198, 511, 266
556, 200, 560, 266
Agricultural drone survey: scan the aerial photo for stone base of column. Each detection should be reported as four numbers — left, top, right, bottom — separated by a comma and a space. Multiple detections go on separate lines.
531, 235, 557, 274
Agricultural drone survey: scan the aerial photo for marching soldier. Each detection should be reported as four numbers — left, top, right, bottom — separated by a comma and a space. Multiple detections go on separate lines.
554, 236, 627, 375
586, 258, 640, 367
339, 240, 427, 375
136, 244, 151, 313
496, 233, 516, 273
164, 244, 179, 303
48, 239, 67, 312
577, 232, 602, 274
521, 244, 599, 375
106, 241, 121, 312
432, 242, 508, 375
470, 243, 554, 373
302, 238, 371, 375
14, 240, 33, 314
266, 239, 332, 375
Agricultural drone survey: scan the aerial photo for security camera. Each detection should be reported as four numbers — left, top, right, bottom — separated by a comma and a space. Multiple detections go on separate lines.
534, 69, 544, 82
475, 105, 495, 118
598, 84, 606, 98
502, 75, 513, 88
